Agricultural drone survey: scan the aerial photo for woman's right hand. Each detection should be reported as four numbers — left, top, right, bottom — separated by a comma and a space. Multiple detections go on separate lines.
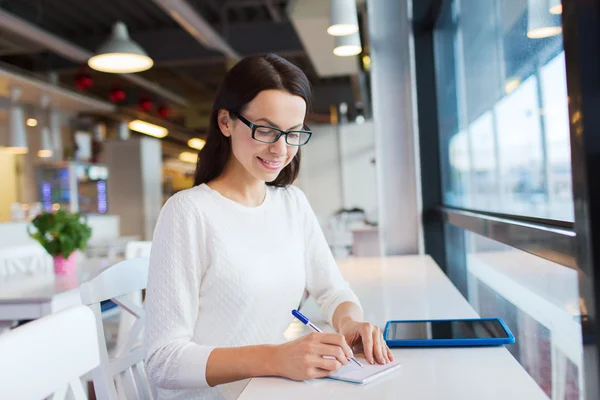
271, 332, 354, 381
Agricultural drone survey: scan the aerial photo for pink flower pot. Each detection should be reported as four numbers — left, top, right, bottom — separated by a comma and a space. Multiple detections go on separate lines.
53, 252, 77, 275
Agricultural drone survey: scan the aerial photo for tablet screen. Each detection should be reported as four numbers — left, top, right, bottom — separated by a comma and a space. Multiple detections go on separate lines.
386, 319, 509, 340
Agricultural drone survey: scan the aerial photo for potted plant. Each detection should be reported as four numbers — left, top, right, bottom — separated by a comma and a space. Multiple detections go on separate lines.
28, 209, 92, 275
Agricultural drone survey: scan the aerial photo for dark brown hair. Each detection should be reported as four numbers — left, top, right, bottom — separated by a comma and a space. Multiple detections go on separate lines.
193, 54, 312, 187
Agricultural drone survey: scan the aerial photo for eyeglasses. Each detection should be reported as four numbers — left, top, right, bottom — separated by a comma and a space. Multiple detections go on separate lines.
231, 112, 312, 146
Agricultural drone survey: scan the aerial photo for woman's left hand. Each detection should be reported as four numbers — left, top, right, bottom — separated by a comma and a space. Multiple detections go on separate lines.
338, 317, 394, 365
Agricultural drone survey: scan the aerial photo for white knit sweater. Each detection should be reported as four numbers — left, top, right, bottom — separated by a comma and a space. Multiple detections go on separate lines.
144, 184, 362, 400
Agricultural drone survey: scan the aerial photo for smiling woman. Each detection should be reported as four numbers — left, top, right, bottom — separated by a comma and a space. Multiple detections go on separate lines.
144, 54, 392, 400
194, 54, 312, 189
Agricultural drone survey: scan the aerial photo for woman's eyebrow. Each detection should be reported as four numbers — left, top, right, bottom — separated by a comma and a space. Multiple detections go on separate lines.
255, 117, 303, 130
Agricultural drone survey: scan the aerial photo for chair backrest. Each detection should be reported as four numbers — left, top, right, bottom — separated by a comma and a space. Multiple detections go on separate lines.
0, 243, 52, 276
125, 241, 152, 260
80, 257, 152, 400
0, 305, 99, 399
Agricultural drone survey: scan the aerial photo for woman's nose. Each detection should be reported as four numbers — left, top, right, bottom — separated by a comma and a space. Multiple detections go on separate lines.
269, 135, 287, 155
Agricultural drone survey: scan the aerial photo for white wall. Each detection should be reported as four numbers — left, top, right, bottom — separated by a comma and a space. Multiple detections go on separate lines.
339, 122, 378, 221
104, 137, 162, 240
296, 121, 378, 224
296, 123, 343, 222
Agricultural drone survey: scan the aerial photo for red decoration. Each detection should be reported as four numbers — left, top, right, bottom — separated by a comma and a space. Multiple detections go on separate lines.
109, 87, 126, 103
75, 72, 93, 91
139, 97, 153, 112
157, 105, 170, 118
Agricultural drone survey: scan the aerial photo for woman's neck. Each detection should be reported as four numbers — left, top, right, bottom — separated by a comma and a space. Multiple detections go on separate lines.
207, 157, 266, 207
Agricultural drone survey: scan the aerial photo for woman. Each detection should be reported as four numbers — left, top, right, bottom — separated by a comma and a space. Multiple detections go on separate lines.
144, 54, 393, 400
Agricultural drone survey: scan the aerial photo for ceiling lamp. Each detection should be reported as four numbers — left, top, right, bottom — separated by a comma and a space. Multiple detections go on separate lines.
328, 0, 359, 36
527, 0, 562, 39
49, 110, 62, 158
188, 138, 206, 150
179, 151, 198, 164
27, 118, 38, 127
549, 0, 562, 14
88, 21, 153, 73
37, 95, 53, 158
333, 32, 362, 56
7, 87, 28, 154
128, 120, 168, 138
117, 121, 131, 140
38, 127, 53, 158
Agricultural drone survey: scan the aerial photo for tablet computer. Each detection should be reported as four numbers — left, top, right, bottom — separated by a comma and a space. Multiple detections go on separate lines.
383, 318, 515, 347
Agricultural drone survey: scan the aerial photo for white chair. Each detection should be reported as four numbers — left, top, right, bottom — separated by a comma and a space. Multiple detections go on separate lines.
0, 243, 53, 276
117, 241, 152, 352
0, 305, 99, 399
125, 241, 152, 259
80, 257, 153, 400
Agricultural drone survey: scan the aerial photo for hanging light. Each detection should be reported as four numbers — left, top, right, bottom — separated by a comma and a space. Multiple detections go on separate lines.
549, 0, 562, 14
49, 110, 62, 159
38, 127, 53, 158
328, 0, 359, 36
117, 121, 130, 140
528, 0, 562, 39
88, 21, 153, 73
26, 118, 38, 127
333, 32, 362, 56
128, 120, 168, 138
179, 151, 198, 164
187, 138, 206, 150
37, 95, 53, 158
7, 87, 28, 154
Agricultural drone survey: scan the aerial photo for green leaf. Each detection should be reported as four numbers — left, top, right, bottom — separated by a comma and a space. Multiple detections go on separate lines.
26, 209, 93, 257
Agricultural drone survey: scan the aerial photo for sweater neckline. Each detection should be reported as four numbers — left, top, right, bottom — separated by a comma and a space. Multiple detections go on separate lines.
200, 183, 271, 211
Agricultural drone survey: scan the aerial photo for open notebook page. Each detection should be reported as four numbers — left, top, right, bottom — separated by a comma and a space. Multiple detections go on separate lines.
327, 357, 401, 385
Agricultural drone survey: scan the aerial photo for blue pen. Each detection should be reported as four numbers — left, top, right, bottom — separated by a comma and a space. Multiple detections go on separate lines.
292, 309, 364, 368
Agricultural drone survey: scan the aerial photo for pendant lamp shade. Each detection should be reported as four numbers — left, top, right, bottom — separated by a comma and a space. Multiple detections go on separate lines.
88, 22, 153, 73
7, 87, 27, 154
49, 110, 62, 159
333, 32, 362, 56
117, 121, 130, 140
37, 95, 53, 158
528, 0, 562, 38
328, 0, 359, 36
38, 127, 53, 158
549, 0, 562, 14
8, 105, 28, 154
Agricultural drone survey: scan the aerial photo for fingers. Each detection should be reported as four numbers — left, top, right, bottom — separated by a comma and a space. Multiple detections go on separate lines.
312, 367, 337, 379
387, 346, 395, 362
372, 327, 386, 364
313, 355, 343, 372
314, 333, 354, 359
361, 325, 375, 364
316, 344, 349, 366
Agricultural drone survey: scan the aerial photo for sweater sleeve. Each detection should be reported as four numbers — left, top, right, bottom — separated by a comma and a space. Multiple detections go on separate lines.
294, 187, 363, 326
144, 193, 215, 390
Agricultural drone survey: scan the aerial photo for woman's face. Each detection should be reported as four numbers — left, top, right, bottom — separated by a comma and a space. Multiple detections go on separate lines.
219, 89, 306, 183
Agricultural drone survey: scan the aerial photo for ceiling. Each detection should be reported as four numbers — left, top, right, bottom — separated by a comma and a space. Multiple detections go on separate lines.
0, 0, 364, 148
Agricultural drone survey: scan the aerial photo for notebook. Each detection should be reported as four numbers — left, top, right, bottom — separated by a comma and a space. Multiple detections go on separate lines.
327, 357, 401, 385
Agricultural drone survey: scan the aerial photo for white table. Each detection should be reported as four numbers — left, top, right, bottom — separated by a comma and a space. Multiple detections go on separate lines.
0, 256, 112, 324
239, 255, 549, 400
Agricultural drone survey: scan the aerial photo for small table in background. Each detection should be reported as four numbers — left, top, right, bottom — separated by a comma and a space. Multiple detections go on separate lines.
0, 256, 113, 330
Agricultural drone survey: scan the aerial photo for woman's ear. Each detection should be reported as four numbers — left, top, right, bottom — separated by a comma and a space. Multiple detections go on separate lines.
217, 109, 232, 137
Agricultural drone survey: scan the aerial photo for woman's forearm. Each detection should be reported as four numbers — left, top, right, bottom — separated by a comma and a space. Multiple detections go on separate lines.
205, 302, 363, 387
205, 344, 278, 387
332, 301, 363, 331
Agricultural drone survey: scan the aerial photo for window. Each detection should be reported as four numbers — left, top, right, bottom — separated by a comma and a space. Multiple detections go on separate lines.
425, 1, 582, 397
434, 0, 572, 221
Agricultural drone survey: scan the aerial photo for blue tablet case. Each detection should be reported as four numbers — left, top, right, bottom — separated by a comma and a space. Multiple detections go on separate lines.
383, 318, 515, 347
